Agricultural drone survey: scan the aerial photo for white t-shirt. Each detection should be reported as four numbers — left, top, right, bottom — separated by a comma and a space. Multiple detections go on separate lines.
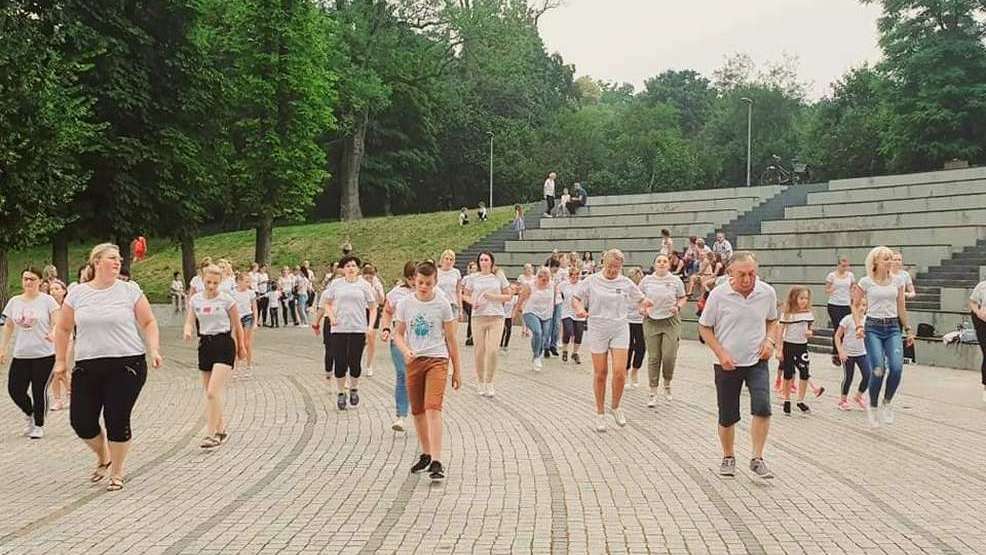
191, 292, 236, 335
437, 268, 461, 306
970, 281, 986, 307
558, 280, 583, 321
268, 289, 281, 308
278, 276, 296, 298
396, 293, 455, 359
892, 271, 913, 290
858, 277, 900, 319
65, 280, 146, 361
838, 314, 866, 357
296, 275, 312, 297
387, 285, 414, 314
574, 273, 643, 324
503, 295, 518, 318
231, 289, 255, 318
522, 285, 555, 320
256, 272, 270, 294
220, 277, 236, 294
780, 311, 814, 344
189, 275, 204, 295
698, 280, 778, 367
639, 273, 686, 320
325, 278, 376, 333
826, 271, 855, 306
363, 275, 385, 304
2, 294, 59, 358
465, 272, 510, 317
543, 178, 555, 197
170, 279, 184, 295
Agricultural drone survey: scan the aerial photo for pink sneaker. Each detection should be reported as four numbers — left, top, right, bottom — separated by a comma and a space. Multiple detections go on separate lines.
853, 395, 866, 410
837, 399, 851, 411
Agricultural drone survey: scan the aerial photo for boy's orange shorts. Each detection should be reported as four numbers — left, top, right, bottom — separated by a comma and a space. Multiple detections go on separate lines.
406, 357, 449, 415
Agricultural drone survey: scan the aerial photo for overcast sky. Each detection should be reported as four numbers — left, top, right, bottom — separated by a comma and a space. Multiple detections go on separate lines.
537, 0, 884, 99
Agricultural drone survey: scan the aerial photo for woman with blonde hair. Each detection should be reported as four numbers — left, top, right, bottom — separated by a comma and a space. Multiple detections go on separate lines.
518, 267, 556, 371
853, 246, 914, 428
361, 263, 385, 376
572, 249, 650, 432
53, 243, 162, 491
437, 250, 463, 320
624, 267, 646, 388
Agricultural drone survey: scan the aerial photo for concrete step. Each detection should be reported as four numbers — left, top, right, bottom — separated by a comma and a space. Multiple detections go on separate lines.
941, 257, 986, 266
539, 209, 738, 229
807, 179, 986, 205
828, 167, 986, 190
495, 250, 659, 268
737, 226, 986, 250
580, 197, 761, 217
787, 191, 986, 219
751, 245, 952, 272
522, 224, 714, 241
762, 208, 986, 234
586, 185, 784, 206
918, 270, 981, 281
917, 278, 980, 288
505, 237, 680, 253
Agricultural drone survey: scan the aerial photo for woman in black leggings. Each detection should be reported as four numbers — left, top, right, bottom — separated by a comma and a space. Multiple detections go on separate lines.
625, 268, 646, 387
54, 243, 162, 492
969, 279, 986, 403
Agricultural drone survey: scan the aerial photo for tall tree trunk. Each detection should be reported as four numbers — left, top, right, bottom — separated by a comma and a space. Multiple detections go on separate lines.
255, 213, 274, 267
117, 234, 133, 275
339, 109, 368, 221
0, 248, 8, 311
180, 231, 197, 287
382, 189, 392, 216
52, 228, 69, 283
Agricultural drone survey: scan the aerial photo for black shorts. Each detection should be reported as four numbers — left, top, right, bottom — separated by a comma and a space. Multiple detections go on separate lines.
781, 342, 810, 380
198, 333, 235, 371
714, 359, 771, 427
365, 309, 381, 330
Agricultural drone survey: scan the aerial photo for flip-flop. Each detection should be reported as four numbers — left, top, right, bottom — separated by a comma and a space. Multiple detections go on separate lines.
106, 477, 124, 492
200, 436, 221, 449
90, 461, 111, 483
216, 431, 228, 444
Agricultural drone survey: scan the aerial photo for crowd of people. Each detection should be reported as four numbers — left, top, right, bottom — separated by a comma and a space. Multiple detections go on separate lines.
3, 220, 984, 489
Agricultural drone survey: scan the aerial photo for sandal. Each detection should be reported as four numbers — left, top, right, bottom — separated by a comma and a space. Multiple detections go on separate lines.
216, 431, 229, 444
90, 461, 111, 483
106, 477, 124, 492
200, 435, 221, 449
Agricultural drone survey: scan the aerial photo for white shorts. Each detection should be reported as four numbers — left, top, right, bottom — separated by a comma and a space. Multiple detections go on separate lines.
585, 319, 630, 354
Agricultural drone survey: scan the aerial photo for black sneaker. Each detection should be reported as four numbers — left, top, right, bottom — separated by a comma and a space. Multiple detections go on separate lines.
561, 351, 568, 362
783, 400, 791, 416
428, 460, 445, 482
549, 347, 559, 356
465, 338, 474, 346
337, 393, 347, 411
543, 349, 551, 359
572, 353, 581, 365
797, 402, 811, 415
349, 389, 360, 407
410, 454, 432, 474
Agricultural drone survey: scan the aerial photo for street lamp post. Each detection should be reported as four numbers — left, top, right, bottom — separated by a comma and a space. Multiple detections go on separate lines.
487, 131, 494, 214
740, 97, 753, 187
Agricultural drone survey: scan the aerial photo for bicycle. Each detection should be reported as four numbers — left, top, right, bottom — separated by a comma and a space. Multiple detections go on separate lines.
760, 155, 808, 185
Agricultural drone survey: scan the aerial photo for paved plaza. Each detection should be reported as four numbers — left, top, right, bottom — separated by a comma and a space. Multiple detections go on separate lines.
2, 322, 985, 554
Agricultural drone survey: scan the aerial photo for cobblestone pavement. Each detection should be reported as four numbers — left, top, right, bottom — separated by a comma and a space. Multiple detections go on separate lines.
2, 322, 985, 554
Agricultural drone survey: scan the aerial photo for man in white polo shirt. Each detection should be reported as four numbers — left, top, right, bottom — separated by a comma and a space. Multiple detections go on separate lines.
698, 251, 778, 479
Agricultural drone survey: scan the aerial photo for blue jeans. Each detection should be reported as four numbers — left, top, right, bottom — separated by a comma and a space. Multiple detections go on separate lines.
296, 294, 309, 325
864, 318, 903, 407
389, 342, 409, 417
523, 313, 552, 360
547, 304, 562, 350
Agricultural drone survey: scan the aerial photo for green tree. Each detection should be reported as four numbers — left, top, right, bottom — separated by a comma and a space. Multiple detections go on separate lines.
864, 0, 986, 170
640, 70, 716, 137
0, 1, 98, 305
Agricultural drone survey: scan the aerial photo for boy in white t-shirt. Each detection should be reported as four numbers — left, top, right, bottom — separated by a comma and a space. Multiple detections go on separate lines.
393, 261, 461, 482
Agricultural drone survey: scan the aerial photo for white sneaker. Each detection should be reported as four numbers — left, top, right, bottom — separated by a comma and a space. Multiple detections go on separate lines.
23, 414, 33, 436
881, 400, 895, 424
631, 380, 639, 389
487, 384, 496, 398
477, 383, 487, 397
391, 417, 405, 432
533, 357, 543, 371
664, 388, 673, 401
982, 389, 985, 403
647, 394, 657, 408
29, 425, 44, 439
613, 408, 627, 427
595, 414, 607, 432
866, 406, 880, 428
366, 367, 374, 377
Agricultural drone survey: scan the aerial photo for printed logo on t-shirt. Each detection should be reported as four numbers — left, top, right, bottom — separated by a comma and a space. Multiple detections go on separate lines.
200, 305, 213, 315
411, 313, 433, 338
14, 309, 37, 330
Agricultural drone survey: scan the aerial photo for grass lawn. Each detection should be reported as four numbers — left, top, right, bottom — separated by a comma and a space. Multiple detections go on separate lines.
8, 208, 514, 303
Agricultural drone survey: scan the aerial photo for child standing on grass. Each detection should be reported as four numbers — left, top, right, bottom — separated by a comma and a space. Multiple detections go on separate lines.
512, 204, 526, 240
393, 261, 462, 482
835, 296, 870, 410
776, 286, 815, 416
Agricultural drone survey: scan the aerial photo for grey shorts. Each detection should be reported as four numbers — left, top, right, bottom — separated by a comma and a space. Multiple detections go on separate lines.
714, 359, 771, 427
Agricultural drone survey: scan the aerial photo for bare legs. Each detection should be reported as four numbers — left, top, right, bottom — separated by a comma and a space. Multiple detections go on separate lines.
591, 349, 629, 414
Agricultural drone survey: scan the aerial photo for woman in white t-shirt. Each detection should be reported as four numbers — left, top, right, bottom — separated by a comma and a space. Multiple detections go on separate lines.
278, 267, 298, 326
639, 254, 687, 407
462, 261, 479, 345
967, 279, 986, 403
294, 266, 311, 326
825, 257, 855, 366
0, 267, 61, 439
852, 246, 914, 428
543, 171, 557, 217
255, 264, 270, 326
437, 250, 462, 319
463, 252, 511, 396
360, 263, 386, 376
518, 264, 536, 337
572, 249, 650, 432
379, 261, 417, 432
624, 267, 646, 388
187, 257, 213, 302
53, 243, 162, 492
316, 255, 377, 411
47, 279, 72, 411
184, 264, 245, 450
232, 272, 259, 375
518, 267, 556, 372
217, 259, 236, 294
